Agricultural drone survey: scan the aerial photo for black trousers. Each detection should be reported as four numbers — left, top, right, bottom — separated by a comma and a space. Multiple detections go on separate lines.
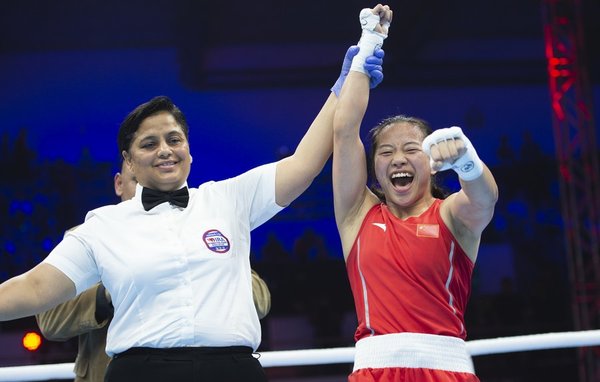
105, 346, 267, 382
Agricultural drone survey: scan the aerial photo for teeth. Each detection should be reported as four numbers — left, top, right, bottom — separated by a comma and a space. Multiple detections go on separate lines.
391, 172, 411, 179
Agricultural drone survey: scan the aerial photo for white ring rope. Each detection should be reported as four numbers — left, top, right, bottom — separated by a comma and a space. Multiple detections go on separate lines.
0, 330, 599, 382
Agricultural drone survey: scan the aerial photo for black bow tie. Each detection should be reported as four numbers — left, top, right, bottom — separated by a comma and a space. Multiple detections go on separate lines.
141, 187, 189, 211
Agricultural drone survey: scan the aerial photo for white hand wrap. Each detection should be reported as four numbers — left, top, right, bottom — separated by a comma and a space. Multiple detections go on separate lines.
350, 8, 387, 76
422, 126, 484, 181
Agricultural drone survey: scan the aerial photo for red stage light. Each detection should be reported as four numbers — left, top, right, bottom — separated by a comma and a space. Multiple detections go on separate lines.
22, 332, 42, 352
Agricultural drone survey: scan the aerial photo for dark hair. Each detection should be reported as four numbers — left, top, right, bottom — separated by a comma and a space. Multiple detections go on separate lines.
367, 115, 449, 201
117, 96, 189, 155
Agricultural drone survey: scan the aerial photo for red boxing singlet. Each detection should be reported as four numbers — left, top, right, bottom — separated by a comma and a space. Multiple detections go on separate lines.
346, 199, 474, 342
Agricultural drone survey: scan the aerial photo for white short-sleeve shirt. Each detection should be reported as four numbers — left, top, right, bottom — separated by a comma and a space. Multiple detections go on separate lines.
44, 162, 283, 356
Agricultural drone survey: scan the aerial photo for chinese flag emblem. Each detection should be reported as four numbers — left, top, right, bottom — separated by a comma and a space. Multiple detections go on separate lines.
416, 224, 439, 238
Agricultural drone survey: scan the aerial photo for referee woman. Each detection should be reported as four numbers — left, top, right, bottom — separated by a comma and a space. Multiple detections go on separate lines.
0, 8, 389, 380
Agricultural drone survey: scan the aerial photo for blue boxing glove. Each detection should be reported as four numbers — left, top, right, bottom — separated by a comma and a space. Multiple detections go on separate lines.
331, 46, 385, 97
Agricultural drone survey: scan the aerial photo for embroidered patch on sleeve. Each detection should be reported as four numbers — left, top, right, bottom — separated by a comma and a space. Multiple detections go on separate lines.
416, 224, 440, 238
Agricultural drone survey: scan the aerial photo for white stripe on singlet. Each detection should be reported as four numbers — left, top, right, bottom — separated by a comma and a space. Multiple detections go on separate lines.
444, 241, 465, 335
356, 238, 375, 336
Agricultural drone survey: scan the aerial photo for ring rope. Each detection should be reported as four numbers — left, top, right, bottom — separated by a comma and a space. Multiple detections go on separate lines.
0, 330, 599, 382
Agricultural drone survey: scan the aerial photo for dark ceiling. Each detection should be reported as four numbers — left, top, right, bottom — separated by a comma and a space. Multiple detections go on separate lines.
1, 0, 598, 89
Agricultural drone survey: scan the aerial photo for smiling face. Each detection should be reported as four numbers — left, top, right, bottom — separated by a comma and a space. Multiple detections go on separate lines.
373, 122, 434, 217
123, 111, 191, 192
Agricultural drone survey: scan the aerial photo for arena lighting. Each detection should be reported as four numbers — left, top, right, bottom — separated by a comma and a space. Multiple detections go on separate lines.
22, 332, 42, 352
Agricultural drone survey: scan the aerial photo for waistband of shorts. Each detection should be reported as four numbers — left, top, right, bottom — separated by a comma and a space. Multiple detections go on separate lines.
114, 346, 253, 359
353, 333, 475, 374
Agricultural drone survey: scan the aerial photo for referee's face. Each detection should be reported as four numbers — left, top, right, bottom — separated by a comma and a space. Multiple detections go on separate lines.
125, 111, 192, 192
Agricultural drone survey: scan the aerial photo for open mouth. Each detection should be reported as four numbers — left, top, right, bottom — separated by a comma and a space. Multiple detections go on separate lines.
390, 172, 413, 188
